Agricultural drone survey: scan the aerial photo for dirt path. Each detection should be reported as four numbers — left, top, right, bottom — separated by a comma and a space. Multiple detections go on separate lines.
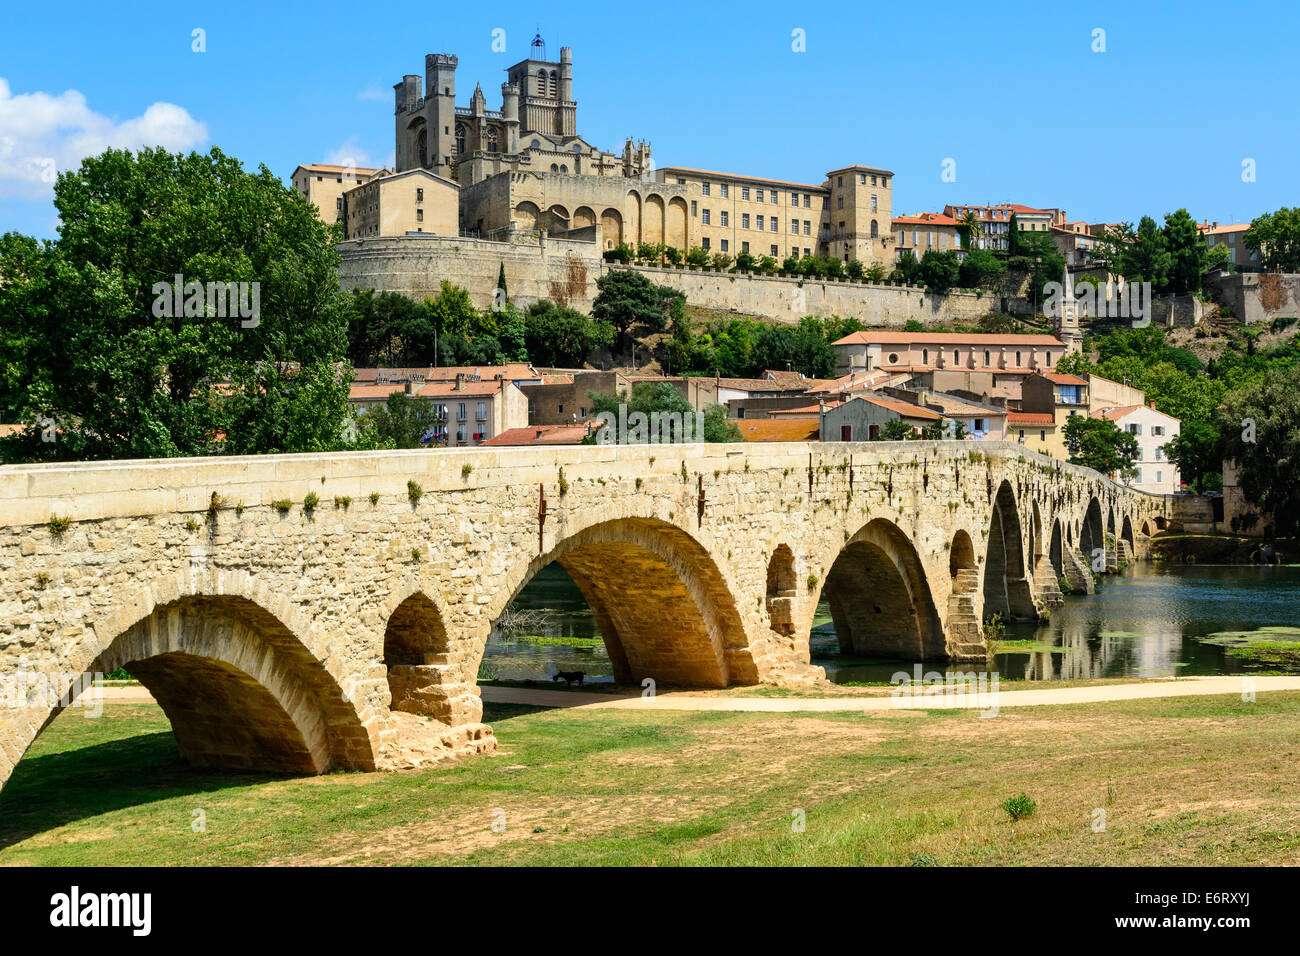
97, 675, 1300, 712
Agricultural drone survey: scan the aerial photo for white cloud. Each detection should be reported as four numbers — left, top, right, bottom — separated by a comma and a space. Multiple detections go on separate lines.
357, 83, 387, 102
323, 136, 379, 171
0, 77, 207, 199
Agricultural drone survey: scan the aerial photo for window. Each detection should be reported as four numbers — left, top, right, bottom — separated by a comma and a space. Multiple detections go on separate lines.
922, 348, 929, 364
974, 418, 986, 433
691, 200, 697, 217
771, 244, 778, 256
580, 407, 587, 419
803, 220, 811, 235
702, 237, 710, 249
703, 182, 711, 195
1019, 430, 1025, 440
770, 192, 777, 205
720, 184, 729, 198
791, 193, 799, 206
476, 402, 487, 420
457, 403, 467, 420
1156, 470, 1162, 483
790, 219, 798, 233
871, 175, 877, 186
984, 350, 991, 366
416, 209, 423, 222
741, 241, 749, 253
720, 211, 729, 227
702, 209, 710, 225
457, 423, 467, 443
756, 188, 764, 202
416, 188, 424, 201
837, 196, 844, 210
756, 215, 764, 230
837, 176, 843, 187
742, 214, 750, 229
861, 174, 867, 184
803, 195, 811, 208
1155, 446, 1164, 460
676, 177, 685, 184
741, 186, 750, 200
1040, 430, 1047, 441
1134, 467, 1142, 483
720, 239, 729, 252
1152, 425, 1165, 436
888, 352, 899, 364
558, 404, 564, 414
871, 194, 878, 211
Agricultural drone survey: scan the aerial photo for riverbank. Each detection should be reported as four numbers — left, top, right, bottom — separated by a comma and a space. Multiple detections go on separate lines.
4, 693, 1299, 865
1150, 532, 1298, 564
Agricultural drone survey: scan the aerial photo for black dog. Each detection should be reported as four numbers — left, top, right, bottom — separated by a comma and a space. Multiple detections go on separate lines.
553, 670, 586, 687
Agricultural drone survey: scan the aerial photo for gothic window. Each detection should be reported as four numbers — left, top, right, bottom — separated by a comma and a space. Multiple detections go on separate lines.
870, 219, 879, 238
455, 124, 466, 155
560, 164, 568, 173
417, 128, 428, 168
531, 139, 541, 149
487, 128, 499, 152
549, 70, 558, 96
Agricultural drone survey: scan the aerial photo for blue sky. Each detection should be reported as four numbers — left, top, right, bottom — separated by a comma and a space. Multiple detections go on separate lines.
1, 0, 1296, 239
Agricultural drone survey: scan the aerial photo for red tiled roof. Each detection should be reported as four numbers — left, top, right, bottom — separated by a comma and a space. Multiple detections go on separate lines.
892, 212, 959, 227
858, 395, 943, 420
736, 418, 820, 442
1041, 373, 1088, 385
656, 166, 826, 191
1007, 412, 1055, 425
480, 424, 600, 446
771, 402, 844, 416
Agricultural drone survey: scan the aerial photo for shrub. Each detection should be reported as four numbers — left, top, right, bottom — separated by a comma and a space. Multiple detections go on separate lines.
273, 499, 292, 514
558, 467, 569, 496
303, 491, 319, 514
407, 479, 423, 503
334, 495, 352, 510
48, 514, 71, 536
461, 464, 473, 479
368, 492, 380, 506
1002, 793, 1037, 821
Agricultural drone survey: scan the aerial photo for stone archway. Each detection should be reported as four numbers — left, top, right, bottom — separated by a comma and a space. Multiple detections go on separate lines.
1, 594, 374, 792
1080, 498, 1105, 572
485, 518, 750, 688
644, 194, 666, 245
514, 201, 541, 230
1120, 515, 1136, 565
983, 480, 1038, 621
765, 544, 798, 639
600, 207, 623, 249
625, 191, 643, 247
819, 518, 947, 660
572, 205, 596, 230
667, 197, 688, 249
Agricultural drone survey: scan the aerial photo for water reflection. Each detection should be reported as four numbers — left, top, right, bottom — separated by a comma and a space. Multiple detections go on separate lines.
489, 562, 1300, 685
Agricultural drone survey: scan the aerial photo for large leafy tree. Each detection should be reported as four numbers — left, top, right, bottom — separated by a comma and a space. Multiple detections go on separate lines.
1063, 415, 1140, 478
366, 392, 444, 448
1217, 365, 1300, 535
957, 248, 1005, 291
523, 300, 614, 367
591, 269, 683, 345
1164, 420, 1219, 493
1244, 207, 1300, 273
918, 250, 960, 294
0, 146, 352, 461
1162, 208, 1207, 295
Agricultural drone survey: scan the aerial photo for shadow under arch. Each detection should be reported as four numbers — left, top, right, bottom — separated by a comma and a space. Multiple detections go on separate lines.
485, 517, 750, 688
1, 593, 374, 798
949, 529, 976, 577
983, 479, 1037, 621
1049, 518, 1064, 577
1080, 497, 1105, 567
819, 517, 946, 660
1120, 514, 1136, 558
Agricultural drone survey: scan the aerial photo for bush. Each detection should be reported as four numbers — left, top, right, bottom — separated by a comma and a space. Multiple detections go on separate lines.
1002, 793, 1037, 821
603, 245, 632, 263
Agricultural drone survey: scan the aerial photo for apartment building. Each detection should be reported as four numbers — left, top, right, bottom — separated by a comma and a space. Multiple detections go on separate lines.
291, 163, 385, 225
893, 212, 963, 262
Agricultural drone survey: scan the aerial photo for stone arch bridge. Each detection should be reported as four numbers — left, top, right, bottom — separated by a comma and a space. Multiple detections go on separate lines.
0, 441, 1166, 792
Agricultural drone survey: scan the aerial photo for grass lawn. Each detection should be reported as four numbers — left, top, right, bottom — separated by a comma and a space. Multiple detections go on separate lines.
2, 694, 1300, 866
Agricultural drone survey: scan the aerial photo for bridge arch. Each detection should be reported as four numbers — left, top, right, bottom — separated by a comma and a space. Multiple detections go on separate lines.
818, 517, 946, 660
1, 583, 374, 792
983, 480, 1037, 621
1080, 497, 1104, 568
1120, 515, 1136, 561
485, 517, 749, 688
1049, 518, 1064, 576
949, 529, 976, 577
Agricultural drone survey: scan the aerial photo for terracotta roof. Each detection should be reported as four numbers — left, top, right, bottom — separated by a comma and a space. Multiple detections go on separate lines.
1203, 222, 1251, 235
892, 212, 959, 227
1092, 405, 1143, 421
857, 395, 943, 420
806, 370, 898, 395
656, 166, 826, 191
1007, 412, 1055, 425
921, 394, 1008, 417
296, 163, 382, 174
480, 424, 599, 446
416, 380, 503, 398
353, 364, 541, 384
771, 402, 845, 416
833, 331, 1064, 347
1041, 373, 1088, 385
736, 418, 820, 442
1005, 203, 1051, 214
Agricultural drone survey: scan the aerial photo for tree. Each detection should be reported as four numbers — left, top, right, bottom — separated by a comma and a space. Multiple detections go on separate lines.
1217, 365, 1300, 535
918, 250, 960, 294
1007, 212, 1021, 255
1162, 208, 1207, 295
0, 146, 351, 462
591, 269, 681, 345
523, 300, 614, 367
1244, 207, 1300, 273
496, 262, 508, 302
893, 250, 921, 285
1127, 216, 1171, 289
366, 392, 444, 448
957, 248, 1005, 291
1164, 420, 1219, 493
1063, 416, 1140, 477
959, 211, 983, 251
875, 419, 914, 440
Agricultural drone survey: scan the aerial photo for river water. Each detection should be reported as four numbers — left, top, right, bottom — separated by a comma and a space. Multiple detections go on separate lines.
484, 563, 1300, 684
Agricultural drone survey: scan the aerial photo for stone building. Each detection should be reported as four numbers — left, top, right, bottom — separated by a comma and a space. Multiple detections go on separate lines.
342, 168, 460, 240
291, 163, 386, 226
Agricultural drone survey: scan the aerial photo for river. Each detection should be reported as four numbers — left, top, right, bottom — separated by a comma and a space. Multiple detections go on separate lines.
484, 563, 1300, 684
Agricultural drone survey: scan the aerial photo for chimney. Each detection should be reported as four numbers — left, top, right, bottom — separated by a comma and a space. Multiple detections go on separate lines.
455, 373, 464, 391
404, 380, 412, 395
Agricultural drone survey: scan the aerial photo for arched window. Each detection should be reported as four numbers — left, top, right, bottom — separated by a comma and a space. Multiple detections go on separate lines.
922, 348, 929, 365
454, 124, 466, 155
870, 219, 879, 238
417, 128, 428, 168
560, 164, 568, 173
486, 128, 498, 152
549, 70, 558, 96
550, 163, 558, 173
530, 138, 541, 149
